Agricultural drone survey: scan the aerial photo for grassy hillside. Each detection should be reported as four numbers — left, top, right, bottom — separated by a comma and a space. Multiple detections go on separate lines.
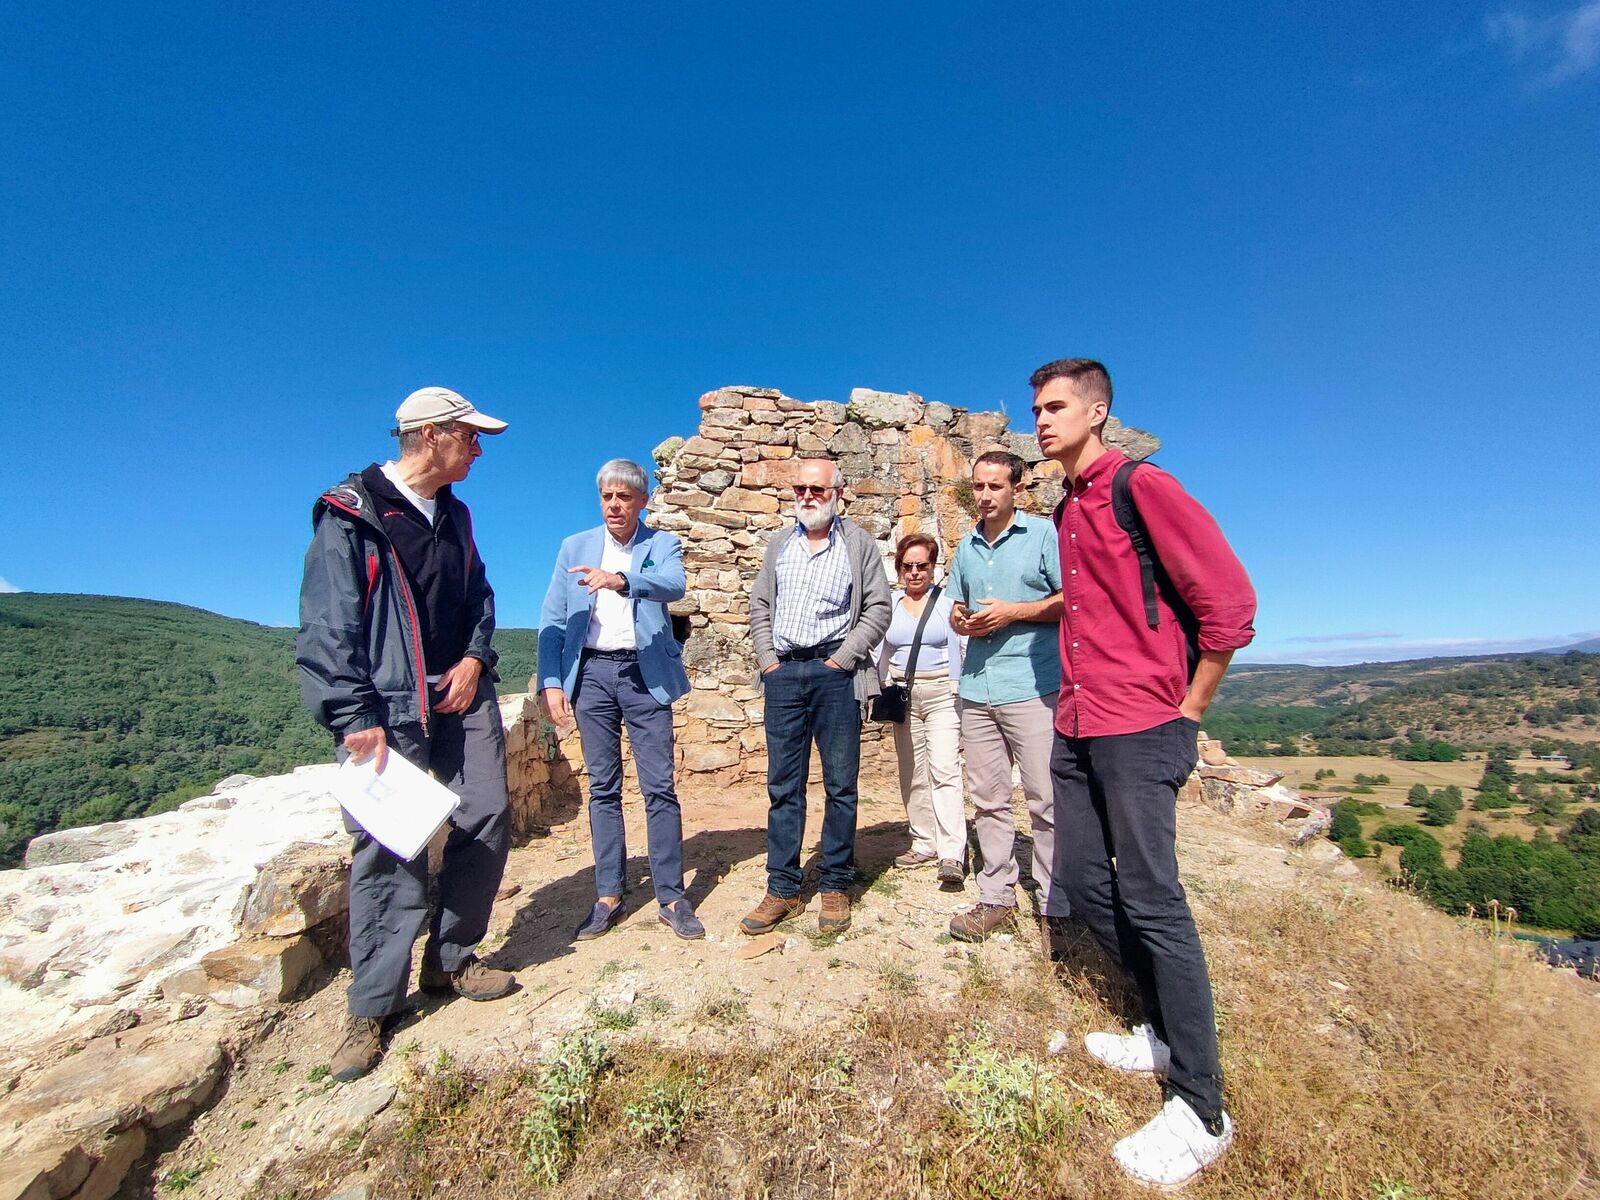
0, 594, 539, 866
1210, 652, 1600, 756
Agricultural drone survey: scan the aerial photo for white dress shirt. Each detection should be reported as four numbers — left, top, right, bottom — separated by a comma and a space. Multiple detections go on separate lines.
584, 530, 637, 651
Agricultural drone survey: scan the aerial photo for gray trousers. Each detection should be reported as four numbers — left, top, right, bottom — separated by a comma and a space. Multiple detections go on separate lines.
345, 678, 510, 1018
959, 691, 1066, 917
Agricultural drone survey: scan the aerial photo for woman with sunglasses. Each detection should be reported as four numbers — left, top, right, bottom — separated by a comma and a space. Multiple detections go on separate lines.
876, 532, 967, 887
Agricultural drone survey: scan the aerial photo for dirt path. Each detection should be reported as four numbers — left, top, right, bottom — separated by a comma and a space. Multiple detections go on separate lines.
141, 782, 1313, 1198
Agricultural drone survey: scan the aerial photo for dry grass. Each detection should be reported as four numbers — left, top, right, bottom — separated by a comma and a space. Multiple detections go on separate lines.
272, 881, 1600, 1200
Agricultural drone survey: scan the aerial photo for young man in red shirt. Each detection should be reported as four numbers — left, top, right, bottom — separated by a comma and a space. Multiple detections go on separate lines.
1032, 358, 1256, 1188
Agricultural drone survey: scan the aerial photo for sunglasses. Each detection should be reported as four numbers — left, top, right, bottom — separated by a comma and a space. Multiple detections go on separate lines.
792, 485, 834, 498
900, 562, 932, 572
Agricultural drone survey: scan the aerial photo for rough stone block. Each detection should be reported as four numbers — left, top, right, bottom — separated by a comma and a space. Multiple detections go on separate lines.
846, 388, 923, 429
69, 1126, 145, 1200
236, 842, 348, 937
682, 744, 741, 773
3, 1143, 90, 1200
23, 824, 139, 870
827, 423, 869, 453
740, 459, 802, 489
197, 935, 321, 1003
714, 487, 779, 515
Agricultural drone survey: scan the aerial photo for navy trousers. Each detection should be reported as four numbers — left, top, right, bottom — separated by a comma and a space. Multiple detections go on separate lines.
762, 657, 861, 896
572, 650, 685, 905
345, 677, 510, 1018
1050, 716, 1225, 1126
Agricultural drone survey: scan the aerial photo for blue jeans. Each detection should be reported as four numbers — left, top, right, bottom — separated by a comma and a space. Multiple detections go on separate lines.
573, 650, 685, 905
762, 657, 861, 896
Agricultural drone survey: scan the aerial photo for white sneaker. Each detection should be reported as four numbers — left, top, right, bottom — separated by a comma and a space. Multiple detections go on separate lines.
1084, 1024, 1172, 1076
1112, 1095, 1233, 1189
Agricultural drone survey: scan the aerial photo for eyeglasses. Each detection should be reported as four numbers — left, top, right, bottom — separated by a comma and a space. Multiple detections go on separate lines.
900, 562, 932, 572
440, 424, 480, 447
792, 485, 834, 498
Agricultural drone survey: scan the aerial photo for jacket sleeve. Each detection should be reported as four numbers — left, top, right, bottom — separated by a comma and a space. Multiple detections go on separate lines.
536, 538, 574, 693
626, 533, 686, 603
1131, 468, 1257, 653
836, 533, 893, 671
749, 536, 780, 672
296, 514, 383, 739
461, 507, 498, 672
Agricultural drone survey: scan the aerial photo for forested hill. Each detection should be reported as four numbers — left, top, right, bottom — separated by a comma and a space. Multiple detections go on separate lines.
1211, 652, 1600, 757
0, 594, 539, 867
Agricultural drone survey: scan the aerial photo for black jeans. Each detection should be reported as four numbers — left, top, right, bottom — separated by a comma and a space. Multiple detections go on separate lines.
1050, 716, 1224, 1125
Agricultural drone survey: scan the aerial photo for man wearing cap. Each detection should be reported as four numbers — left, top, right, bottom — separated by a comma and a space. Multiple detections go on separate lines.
297, 386, 517, 1083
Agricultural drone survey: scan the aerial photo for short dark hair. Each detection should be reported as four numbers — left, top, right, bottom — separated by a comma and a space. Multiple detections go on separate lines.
894, 532, 940, 570
1029, 358, 1113, 424
973, 449, 1025, 485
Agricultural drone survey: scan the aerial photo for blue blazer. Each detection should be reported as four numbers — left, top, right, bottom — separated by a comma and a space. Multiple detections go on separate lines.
537, 523, 691, 707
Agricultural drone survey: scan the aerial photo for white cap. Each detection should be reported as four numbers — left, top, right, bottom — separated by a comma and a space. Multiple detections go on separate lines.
393, 387, 508, 435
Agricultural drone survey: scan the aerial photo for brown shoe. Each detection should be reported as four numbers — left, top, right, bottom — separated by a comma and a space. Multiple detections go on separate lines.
740, 892, 805, 936
894, 849, 938, 869
937, 859, 965, 887
330, 1015, 383, 1082
420, 955, 518, 1001
818, 891, 851, 934
949, 903, 1017, 943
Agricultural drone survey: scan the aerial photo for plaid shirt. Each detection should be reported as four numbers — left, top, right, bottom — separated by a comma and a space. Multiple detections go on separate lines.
772, 520, 854, 653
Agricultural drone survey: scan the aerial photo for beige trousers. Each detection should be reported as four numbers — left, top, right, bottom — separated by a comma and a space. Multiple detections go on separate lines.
890, 674, 966, 862
958, 690, 1066, 916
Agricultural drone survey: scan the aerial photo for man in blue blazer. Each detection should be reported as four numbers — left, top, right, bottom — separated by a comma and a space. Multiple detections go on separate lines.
538, 459, 702, 940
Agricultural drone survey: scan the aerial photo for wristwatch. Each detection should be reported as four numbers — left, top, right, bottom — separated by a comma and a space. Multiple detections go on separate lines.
617, 574, 631, 597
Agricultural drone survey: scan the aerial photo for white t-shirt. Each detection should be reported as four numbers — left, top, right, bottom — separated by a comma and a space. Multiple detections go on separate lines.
380, 461, 437, 525
584, 531, 637, 651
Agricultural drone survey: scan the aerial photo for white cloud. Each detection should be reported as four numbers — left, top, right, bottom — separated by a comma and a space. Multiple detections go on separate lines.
0, 577, 20, 594
1487, 0, 1600, 84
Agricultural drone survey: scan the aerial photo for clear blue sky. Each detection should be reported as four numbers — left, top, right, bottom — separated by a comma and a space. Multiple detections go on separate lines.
3, 2, 1596, 664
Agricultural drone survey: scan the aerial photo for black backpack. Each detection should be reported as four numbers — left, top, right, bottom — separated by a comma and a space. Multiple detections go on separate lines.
1054, 460, 1201, 682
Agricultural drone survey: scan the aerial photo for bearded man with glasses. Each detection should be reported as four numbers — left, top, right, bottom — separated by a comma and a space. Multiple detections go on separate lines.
742, 457, 892, 937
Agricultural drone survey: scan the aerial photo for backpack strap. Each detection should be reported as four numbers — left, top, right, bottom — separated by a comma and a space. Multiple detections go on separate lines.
1110, 460, 1160, 629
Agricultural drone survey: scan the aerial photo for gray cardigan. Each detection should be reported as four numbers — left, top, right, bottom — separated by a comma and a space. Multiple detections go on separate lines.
750, 517, 894, 704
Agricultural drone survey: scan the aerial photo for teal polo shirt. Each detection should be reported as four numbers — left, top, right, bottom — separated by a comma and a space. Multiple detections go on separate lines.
946, 511, 1062, 704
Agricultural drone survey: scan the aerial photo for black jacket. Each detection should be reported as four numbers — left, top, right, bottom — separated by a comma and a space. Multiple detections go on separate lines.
295, 469, 497, 742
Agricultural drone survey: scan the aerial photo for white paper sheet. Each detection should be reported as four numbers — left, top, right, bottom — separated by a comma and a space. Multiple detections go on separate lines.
331, 750, 461, 861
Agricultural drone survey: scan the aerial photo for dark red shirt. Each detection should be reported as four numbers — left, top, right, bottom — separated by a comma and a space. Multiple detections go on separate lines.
1055, 449, 1256, 737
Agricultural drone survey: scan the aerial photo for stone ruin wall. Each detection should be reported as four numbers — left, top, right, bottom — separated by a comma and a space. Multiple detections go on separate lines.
630, 383, 1161, 790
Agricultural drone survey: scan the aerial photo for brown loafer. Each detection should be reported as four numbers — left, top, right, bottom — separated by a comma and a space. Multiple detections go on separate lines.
420, 955, 518, 1001
949, 902, 1017, 943
740, 892, 805, 936
818, 890, 851, 934
894, 849, 938, 869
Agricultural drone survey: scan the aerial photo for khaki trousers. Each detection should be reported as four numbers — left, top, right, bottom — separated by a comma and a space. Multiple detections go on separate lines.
959, 690, 1066, 917
890, 673, 966, 862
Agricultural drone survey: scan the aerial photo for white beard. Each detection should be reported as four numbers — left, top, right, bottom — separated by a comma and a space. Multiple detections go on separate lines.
795, 497, 838, 533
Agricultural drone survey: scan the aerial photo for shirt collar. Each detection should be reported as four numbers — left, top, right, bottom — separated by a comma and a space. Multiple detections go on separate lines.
1071, 447, 1127, 493
971, 510, 1028, 546
792, 517, 841, 544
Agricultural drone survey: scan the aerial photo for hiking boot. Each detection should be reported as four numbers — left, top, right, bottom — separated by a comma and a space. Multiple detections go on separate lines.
894, 849, 938, 869
740, 892, 805, 935
1112, 1096, 1233, 1188
948, 902, 1016, 943
818, 891, 851, 934
937, 859, 965, 888
1085, 1024, 1172, 1076
330, 1015, 383, 1082
419, 956, 518, 1002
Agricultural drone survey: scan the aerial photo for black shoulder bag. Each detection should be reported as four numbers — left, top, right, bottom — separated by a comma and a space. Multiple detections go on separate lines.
870, 585, 942, 724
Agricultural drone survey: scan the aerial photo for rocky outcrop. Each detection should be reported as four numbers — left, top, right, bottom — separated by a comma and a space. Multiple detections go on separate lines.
1179, 731, 1337, 852
643, 384, 1158, 787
